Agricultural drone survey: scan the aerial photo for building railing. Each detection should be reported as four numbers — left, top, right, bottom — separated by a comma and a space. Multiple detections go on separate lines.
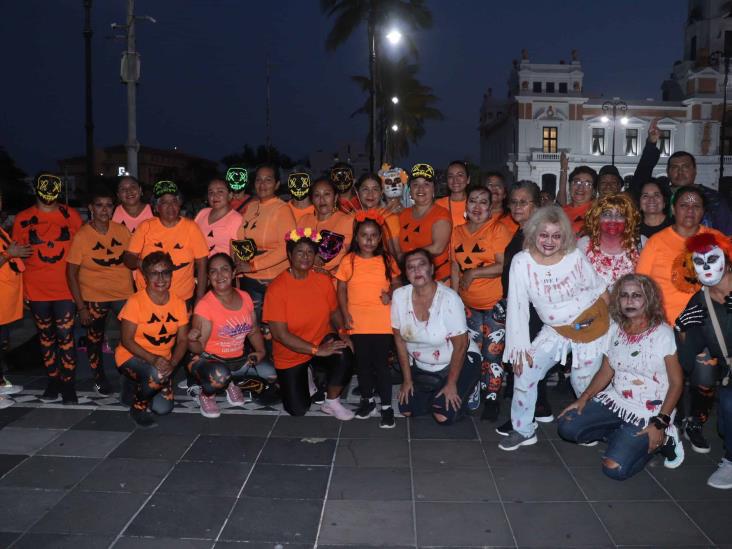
532, 151, 562, 161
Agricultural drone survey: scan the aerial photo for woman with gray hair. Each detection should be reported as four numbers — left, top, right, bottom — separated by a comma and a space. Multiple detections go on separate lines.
499, 205, 610, 451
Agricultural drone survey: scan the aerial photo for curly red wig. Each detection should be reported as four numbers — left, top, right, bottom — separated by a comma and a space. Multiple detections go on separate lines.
685, 233, 732, 261
584, 193, 641, 253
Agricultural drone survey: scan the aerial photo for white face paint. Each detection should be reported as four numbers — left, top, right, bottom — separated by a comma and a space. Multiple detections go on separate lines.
381, 168, 404, 198
692, 246, 726, 286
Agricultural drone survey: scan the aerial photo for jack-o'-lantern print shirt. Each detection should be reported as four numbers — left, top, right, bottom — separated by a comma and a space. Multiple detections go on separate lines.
127, 217, 209, 301
115, 288, 189, 365
12, 205, 83, 301
67, 221, 134, 302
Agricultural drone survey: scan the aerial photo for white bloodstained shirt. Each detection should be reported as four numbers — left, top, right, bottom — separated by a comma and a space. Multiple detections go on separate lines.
503, 248, 607, 366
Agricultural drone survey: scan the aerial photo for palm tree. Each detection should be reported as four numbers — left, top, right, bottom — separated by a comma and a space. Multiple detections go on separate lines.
351, 58, 443, 161
320, 0, 433, 169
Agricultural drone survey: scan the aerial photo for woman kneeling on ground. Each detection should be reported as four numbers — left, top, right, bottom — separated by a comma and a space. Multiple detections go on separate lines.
115, 252, 189, 428
263, 228, 355, 419
187, 253, 272, 419
558, 274, 685, 479
393, 248, 481, 425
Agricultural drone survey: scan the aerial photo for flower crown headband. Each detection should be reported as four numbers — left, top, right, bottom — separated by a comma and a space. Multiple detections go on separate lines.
354, 209, 385, 226
285, 227, 322, 243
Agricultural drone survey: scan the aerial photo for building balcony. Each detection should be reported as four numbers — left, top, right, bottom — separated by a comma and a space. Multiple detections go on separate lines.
530, 148, 569, 162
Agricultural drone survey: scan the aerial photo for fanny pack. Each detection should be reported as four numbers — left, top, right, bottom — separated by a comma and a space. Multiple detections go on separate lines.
553, 297, 610, 344
413, 366, 448, 392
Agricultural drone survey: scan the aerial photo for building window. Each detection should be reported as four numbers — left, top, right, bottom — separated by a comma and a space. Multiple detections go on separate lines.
722, 114, 732, 155
533, 81, 542, 93
625, 128, 639, 156
591, 127, 605, 155
546, 82, 555, 93
543, 127, 558, 153
559, 82, 568, 93
659, 129, 671, 156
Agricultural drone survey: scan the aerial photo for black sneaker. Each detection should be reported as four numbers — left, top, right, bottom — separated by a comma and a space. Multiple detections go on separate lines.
61, 383, 79, 405
354, 398, 376, 419
311, 390, 325, 405
495, 419, 512, 436
480, 397, 500, 422
94, 376, 114, 396
130, 408, 157, 429
684, 420, 711, 454
380, 407, 396, 429
534, 408, 555, 423
39, 378, 62, 403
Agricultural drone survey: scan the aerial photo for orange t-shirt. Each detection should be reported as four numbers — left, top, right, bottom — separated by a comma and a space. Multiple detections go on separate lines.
12, 205, 83, 301
194, 208, 243, 256
0, 226, 24, 324
231, 194, 253, 215
263, 270, 337, 369
436, 197, 466, 228
563, 202, 592, 235
115, 289, 189, 365
237, 197, 296, 281
288, 201, 315, 223
127, 217, 209, 301
636, 225, 728, 324
398, 204, 452, 280
298, 211, 354, 273
453, 219, 512, 310
194, 289, 254, 359
497, 213, 519, 235
66, 222, 134, 302
112, 204, 154, 233
335, 253, 400, 334
339, 195, 362, 214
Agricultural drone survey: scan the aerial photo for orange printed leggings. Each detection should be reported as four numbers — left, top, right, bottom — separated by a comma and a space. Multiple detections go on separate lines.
29, 300, 77, 383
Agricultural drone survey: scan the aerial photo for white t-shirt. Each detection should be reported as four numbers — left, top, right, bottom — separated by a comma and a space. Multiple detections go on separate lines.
595, 322, 676, 426
391, 283, 479, 373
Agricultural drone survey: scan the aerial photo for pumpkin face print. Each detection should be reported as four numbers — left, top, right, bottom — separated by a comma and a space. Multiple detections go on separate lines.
91, 238, 124, 267
143, 311, 179, 346
21, 207, 74, 264
151, 241, 189, 271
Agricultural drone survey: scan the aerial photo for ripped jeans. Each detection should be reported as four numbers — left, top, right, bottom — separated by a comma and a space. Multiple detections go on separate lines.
511, 329, 603, 437
558, 399, 654, 481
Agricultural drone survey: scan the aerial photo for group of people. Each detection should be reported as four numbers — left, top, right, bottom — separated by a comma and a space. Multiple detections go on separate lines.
0, 125, 731, 488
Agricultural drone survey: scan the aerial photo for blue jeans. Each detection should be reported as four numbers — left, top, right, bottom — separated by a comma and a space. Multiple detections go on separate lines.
558, 399, 653, 481
718, 384, 732, 461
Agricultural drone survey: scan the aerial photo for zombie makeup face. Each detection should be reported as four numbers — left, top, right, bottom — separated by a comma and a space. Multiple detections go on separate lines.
35, 174, 63, 204
287, 172, 311, 200
618, 280, 647, 321
599, 209, 626, 237
226, 167, 249, 193
535, 222, 563, 258
380, 167, 405, 199
692, 246, 726, 286
330, 166, 354, 194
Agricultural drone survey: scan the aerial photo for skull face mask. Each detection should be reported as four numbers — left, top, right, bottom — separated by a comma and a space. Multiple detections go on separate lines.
380, 167, 405, 199
288, 172, 311, 200
226, 167, 249, 192
35, 174, 63, 204
692, 247, 726, 287
330, 166, 354, 193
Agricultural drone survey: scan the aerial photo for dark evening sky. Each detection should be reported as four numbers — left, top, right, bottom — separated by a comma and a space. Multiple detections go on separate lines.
4, 0, 687, 177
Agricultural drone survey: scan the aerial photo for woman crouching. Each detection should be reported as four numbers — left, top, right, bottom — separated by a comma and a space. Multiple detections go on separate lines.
558, 274, 685, 479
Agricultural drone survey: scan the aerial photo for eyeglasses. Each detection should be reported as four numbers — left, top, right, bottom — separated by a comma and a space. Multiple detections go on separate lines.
571, 180, 594, 188
510, 199, 531, 208
149, 269, 173, 279
600, 211, 625, 221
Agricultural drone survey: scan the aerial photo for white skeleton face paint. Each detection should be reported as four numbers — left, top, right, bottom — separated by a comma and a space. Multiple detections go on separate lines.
692, 246, 725, 286
381, 168, 404, 198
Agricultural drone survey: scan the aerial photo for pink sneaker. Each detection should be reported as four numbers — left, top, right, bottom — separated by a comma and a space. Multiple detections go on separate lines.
225, 383, 247, 407
321, 398, 354, 421
199, 393, 221, 419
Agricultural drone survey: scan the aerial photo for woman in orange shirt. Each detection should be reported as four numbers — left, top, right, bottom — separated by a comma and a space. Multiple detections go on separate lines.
336, 211, 401, 428
263, 228, 354, 419
0, 188, 32, 406
298, 178, 354, 275
67, 186, 134, 396
116, 251, 189, 428
194, 177, 243, 256
451, 185, 513, 420
12, 174, 83, 404
436, 160, 470, 228
112, 176, 153, 233
355, 172, 400, 258
484, 171, 518, 235
398, 163, 452, 281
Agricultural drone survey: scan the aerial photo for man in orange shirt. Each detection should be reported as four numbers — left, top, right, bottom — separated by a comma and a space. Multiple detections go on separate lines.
286, 171, 315, 222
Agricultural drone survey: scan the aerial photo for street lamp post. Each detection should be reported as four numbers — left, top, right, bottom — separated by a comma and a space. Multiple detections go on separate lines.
368, 26, 401, 172
601, 97, 628, 166
710, 51, 730, 185
83, 0, 94, 191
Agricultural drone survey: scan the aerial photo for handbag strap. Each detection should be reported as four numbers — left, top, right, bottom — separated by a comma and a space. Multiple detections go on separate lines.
702, 287, 732, 367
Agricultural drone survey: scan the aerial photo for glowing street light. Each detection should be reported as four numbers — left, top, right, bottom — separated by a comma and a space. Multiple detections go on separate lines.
391, 123, 399, 132
620, 116, 629, 125
601, 115, 609, 123
391, 96, 399, 104
601, 98, 628, 166
386, 29, 402, 45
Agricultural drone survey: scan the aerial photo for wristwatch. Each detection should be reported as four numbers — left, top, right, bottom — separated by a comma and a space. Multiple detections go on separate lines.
650, 416, 668, 430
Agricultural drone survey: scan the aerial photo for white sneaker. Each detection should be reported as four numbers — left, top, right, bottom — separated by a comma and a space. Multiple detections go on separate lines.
0, 378, 23, 395
0, 395, 15, 409
321, 398, 354, 421
663, 430, 685, 470
707, 458, 732, 489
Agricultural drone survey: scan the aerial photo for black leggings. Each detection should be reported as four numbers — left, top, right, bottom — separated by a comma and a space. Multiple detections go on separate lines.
85, 300, 124, 380
29, 300, 77, 382
351, 334, 392, 405
117, 357, 174, 413
186, 355, 245, 396
276, 334, 354, 416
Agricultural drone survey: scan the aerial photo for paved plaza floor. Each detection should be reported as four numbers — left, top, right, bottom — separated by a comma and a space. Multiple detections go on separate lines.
0, 369, 729, 549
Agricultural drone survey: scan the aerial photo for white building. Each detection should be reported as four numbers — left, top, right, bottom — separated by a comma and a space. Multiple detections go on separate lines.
480, 0, 732, 193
